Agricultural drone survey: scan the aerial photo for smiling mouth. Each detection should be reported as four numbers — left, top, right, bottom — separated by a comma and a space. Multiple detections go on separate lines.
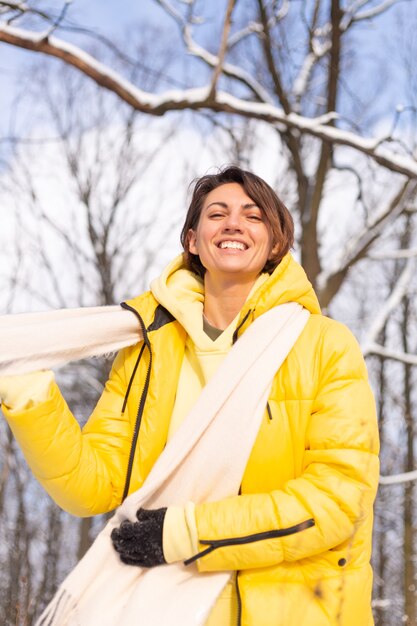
218, 241, 248, 250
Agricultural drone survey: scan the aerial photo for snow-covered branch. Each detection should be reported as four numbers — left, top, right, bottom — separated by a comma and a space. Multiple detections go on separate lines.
180, 10, 273, 102
316, 182, 412, 298
1, 24, 417, 178
361, 257, 416, 354
340, 0, 404, 30
182, 28, 273, 102
0, 1, 28, 12
292, 44, 331, 105
372, 598, 392, 609
295, 0, 404, 108
379, 468, 417, 485
228, 0, 289, 47
136, 0, 272, 102
368, 247, 417, 260
228, 20, 263, 47
154, 0, 183, 22
216, 100, 417, 179
347, 0, 410, 25
365, 343, 417, 365
0, 0, 64, 25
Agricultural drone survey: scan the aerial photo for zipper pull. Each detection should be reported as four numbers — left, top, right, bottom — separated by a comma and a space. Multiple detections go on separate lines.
232, 309, 252, 344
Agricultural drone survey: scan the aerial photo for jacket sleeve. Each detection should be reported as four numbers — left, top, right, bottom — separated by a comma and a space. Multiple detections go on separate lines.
193, 322, 380, 572
2, 348, 134, 517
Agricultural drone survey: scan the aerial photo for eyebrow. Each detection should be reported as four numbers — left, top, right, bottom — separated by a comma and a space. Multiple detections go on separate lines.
205, 201, 260, 210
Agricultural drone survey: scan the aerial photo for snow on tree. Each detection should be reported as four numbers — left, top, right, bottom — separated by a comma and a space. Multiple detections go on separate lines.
0, 1, 417, 623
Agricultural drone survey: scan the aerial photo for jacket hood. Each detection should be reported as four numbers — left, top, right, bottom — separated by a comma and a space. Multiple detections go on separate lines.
150, 252, 320, 347
150, 254, 249, 350
244, 252, 321, 317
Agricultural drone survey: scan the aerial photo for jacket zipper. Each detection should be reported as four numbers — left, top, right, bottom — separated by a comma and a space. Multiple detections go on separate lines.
120, 302, 152, 502
236, 572, 242, 626
232, 309, 252, 344
184, 518, 315, 565
121, 343, 145, 414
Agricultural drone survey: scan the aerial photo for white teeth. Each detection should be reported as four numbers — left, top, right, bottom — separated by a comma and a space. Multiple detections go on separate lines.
219, 241, 246, 250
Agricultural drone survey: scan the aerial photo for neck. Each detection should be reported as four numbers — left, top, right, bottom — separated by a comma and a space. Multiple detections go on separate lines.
203, 274, 257, 329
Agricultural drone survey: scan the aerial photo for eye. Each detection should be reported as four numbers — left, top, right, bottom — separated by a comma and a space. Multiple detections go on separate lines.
208, 212, 224, 219
247, 214, 262, 221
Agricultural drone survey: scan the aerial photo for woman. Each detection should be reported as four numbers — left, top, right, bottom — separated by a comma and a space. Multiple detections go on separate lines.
0, 166, 379, 625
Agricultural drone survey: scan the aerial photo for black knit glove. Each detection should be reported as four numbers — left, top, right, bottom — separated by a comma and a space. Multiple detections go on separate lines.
111, 507, 167, 567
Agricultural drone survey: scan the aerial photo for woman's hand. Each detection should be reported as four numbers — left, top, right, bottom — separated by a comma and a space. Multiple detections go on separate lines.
111, 507, 167, 567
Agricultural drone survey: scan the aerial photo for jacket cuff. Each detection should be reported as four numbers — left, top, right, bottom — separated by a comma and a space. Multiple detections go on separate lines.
162, 502, 198, 563
1, 370, 55, 412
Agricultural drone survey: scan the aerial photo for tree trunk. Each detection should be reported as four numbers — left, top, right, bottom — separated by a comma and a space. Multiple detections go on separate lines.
375, 324, 388, 626
402, 293, 416, 625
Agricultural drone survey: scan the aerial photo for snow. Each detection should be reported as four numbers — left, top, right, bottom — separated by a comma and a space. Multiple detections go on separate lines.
1, 24, 416, 177
293, 52, 320, 102
354, 0, 402, 22
228, 21, 263, 48
293, 44, 331, 103
361, 258, 416, 354
183, 26, 274, 104
380, 468, 417, 485
316, 189, 407, 292
367, 344, 417, 366
369, 247, 417, 259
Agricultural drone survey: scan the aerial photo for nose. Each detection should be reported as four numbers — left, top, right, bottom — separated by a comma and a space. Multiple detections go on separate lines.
223, 211, 243, 232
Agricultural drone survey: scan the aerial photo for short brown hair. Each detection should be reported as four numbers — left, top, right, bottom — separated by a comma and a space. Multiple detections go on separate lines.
180, 165, 294, 277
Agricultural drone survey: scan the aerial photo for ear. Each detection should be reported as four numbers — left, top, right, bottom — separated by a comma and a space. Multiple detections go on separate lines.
268, 240, 280, 260
188, 229, 198, 255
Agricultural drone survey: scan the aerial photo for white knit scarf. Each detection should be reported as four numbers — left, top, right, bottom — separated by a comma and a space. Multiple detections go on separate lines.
0, 305, 142, 376
6, 302, 309, 626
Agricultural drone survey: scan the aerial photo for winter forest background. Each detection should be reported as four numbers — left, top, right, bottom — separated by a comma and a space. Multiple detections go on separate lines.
0, 0, 416, 624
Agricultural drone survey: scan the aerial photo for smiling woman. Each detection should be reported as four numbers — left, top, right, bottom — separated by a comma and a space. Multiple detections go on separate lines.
188, 183, 275, 282
0, 165, 379, 626
183, 168, 294, 330
182, 167, 294, 278
188, 184, 277, 328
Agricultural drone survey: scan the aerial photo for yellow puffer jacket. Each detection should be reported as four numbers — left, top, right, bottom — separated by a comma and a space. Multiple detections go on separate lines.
4, 254, 379, 626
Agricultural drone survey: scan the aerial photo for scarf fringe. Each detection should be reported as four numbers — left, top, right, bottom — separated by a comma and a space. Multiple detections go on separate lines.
37, 588, 78, 626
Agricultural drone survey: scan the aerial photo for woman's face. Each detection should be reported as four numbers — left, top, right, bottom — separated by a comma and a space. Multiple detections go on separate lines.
188, 183, 276, 283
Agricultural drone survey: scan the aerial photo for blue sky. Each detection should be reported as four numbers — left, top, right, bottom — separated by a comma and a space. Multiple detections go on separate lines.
0, 1, 174, 136
67, 0, 174, 39
0, 0, 415, 319
0, 0, 414, 145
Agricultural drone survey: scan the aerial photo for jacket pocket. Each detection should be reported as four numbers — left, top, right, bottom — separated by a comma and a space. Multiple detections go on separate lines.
184, 518, 315, 565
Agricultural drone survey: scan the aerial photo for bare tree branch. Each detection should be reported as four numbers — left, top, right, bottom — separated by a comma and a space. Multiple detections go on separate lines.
317, 180, 414, 304
184, 30, 274, 102
160, 0, 276, 104
362, 257, 416, 355
43, 0, 71, 39
1, 24, 416, 177
207, 0, 237, 100
228, 0, 290, 47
